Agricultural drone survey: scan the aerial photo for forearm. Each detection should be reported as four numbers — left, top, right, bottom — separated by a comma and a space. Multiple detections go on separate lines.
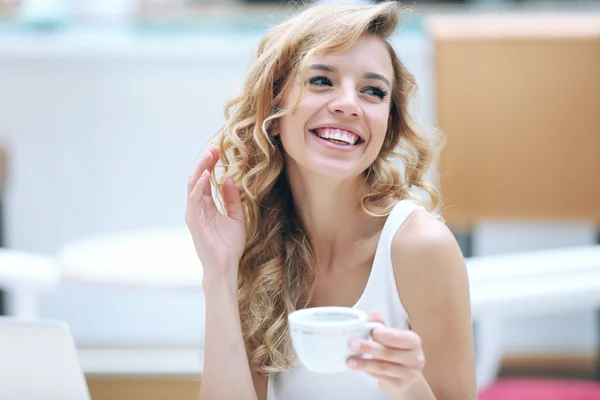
200, 275, 258, 400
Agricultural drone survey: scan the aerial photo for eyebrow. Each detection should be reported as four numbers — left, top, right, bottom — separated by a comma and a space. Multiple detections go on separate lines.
309, 64, 391, 88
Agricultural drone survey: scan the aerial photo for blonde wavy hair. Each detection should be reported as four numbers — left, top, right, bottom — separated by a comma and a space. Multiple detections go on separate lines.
212, 1, 443, 375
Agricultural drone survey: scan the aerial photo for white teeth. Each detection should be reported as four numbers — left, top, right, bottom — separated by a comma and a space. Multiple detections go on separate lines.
314, 128, 359, 145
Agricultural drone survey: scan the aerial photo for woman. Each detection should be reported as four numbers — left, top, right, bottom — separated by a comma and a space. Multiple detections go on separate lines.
186, 2, 476, 399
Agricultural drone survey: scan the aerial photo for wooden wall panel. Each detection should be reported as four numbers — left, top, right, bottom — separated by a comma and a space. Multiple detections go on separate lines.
426, 14, 600, 223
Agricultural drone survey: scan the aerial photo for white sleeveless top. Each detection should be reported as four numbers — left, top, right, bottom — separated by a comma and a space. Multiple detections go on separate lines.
267, 199, 425, 400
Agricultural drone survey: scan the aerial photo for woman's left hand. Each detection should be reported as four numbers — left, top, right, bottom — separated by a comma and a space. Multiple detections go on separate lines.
347, 312, 425, 397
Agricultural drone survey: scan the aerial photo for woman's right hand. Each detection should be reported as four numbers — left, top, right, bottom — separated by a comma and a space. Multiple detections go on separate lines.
186, 146, 246, 281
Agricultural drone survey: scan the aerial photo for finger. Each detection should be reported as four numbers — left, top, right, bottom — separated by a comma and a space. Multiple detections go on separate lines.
372, 328, 422, 351
208, 144, 220, 163
223, 178, 244, 222
203, 170, 213, 198
368, 312, 386, 336
347, 356, 409, 379
188, 151, 213, 195
190, 170, 212, 205
350, 339, 425, 368
187, 146, 219, 194
368, 311, 386, 325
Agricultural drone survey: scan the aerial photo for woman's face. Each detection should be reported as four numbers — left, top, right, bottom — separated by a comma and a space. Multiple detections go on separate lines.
277, 34, 394, 181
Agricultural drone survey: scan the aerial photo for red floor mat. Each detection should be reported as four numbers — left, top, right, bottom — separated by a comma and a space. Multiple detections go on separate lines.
479, 379, 600, 400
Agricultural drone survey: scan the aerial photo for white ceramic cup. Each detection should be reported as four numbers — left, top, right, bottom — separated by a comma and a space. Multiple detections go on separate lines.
288, 306, 384, 374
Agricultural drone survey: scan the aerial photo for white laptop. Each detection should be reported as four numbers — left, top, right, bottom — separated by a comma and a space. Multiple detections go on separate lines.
0, 317, 91, 400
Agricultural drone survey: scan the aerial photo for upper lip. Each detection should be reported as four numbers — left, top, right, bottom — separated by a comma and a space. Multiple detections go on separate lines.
310, 124, 365, 142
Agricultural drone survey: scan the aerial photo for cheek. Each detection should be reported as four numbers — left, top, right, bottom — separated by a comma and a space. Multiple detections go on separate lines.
279, 98, 318, 137
369, 112, 391, 146
278, 112, 307, 154
279, 113, 304, 142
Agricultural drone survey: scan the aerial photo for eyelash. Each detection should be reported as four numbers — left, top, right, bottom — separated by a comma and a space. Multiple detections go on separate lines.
308, 76, 389, 101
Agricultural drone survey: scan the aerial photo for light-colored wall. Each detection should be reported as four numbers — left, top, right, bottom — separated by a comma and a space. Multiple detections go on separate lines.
0, 31, 595, 355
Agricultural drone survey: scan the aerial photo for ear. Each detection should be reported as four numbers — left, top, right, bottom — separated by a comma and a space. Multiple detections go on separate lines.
271, 118, 280, 137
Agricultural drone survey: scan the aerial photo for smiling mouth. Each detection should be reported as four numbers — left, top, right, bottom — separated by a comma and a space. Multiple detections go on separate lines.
309, 128, 364, 146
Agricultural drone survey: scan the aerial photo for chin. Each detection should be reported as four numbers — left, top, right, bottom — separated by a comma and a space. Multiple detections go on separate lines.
303, 158, 366, 181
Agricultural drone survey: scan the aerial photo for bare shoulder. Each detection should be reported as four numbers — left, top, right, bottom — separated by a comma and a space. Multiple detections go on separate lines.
391, 209, 477, 399
392, 209, 461, 264
391, 208, 469, 307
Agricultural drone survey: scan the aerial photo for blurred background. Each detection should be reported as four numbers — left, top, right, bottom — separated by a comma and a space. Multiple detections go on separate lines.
0, 0, 599, 399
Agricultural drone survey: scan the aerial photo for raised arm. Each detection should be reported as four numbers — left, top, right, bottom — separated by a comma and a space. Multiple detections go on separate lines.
186, 146, 266, 400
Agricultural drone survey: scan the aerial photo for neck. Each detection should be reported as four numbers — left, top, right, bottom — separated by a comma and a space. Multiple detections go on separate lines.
285, 162, 382, 268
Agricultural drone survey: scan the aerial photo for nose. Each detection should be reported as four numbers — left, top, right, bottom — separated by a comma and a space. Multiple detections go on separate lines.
327, 83, 362, 119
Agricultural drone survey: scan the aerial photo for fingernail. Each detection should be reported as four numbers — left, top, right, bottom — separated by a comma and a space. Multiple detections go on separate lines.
349, 340, 360, 352
347, 359, 358, 368
201, 170, 209, 178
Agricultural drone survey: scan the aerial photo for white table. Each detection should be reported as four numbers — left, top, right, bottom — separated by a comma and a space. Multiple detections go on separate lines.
56, 227, 202, 290
55, 230, 600, 388
469, 245, 600, 319
0, 249, 58, 318
56, 228, 205, 377
467, 245, 600, 389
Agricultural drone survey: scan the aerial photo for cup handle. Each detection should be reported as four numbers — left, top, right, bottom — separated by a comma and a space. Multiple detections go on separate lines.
365, 321, 385, 339
354, 322, 386, 360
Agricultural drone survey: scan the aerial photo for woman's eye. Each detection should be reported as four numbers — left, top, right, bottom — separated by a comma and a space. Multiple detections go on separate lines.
308, 76, 333, 86
363, 86, 389, 100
